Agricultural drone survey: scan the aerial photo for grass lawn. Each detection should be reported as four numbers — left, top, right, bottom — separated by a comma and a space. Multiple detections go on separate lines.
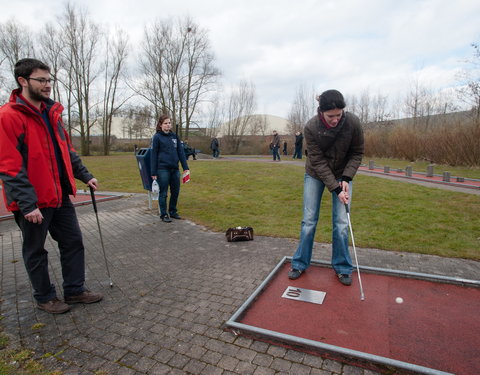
81, 154, 480, 260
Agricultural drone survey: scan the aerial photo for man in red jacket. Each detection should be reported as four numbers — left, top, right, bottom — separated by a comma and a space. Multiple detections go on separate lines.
0, 58, 103, 314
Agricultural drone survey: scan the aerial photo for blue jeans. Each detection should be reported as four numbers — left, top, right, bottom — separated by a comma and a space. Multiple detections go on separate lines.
291, 174, 353, 275
293, 146, 302, 159
157, 169, 181, 217
272, 146, 280, 161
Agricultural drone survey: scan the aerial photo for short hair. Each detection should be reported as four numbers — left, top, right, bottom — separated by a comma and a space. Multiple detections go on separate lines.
156, 114, 171, 132
14, 58, 51, 88
318, 89, 346, 112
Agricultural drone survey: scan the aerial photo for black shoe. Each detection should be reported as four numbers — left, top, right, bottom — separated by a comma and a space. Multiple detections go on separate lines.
288, 268, 303, 280
169, 213, 182, 220
337, 273, 352, 286
161, 215, 172, 223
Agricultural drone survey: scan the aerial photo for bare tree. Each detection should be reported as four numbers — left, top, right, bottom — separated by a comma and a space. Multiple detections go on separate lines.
203, 93, 224, 137
135, 21, 167, 121
404, 78, 430, 125
100, 29, 130, 155
135, 16, 220, 138
370, 93, 390, 122
0, 56, 7, 100
38, 23, 65, 103
61, 2, 102, 155
249, 114, 269, 136
121, 105, 155, 139
348, 89, 373, 123
0, 19, 35, 70
222, 80, 257, 154
181, 21, 220, 138
43, 29, 77, 139
457, 42, 480, 120
286, 84, 316, 134
0, 19, 35, 97
404, 76, 460, 128
358, 89, 371, 123
347, 91, 393, 124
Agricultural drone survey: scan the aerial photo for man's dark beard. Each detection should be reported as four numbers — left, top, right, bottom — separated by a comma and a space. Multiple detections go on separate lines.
27, 84, 49, 102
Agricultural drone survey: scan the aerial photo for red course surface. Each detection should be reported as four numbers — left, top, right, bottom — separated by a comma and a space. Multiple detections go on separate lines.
0, 192, 120, 221
238, 263, 480, 374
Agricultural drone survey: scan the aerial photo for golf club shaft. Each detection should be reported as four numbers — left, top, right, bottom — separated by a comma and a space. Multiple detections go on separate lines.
345, 204, 365, 300
90, 186, 112, 284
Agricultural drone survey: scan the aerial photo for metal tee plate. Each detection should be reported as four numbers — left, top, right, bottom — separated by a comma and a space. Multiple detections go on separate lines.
282, 286, 326, 305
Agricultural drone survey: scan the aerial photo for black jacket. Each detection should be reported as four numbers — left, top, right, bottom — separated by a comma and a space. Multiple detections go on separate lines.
210, 138, 219, 150
295, 133, 303, 147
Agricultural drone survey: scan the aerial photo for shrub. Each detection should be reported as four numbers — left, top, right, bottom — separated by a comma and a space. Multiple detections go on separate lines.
365, 114, 480, 166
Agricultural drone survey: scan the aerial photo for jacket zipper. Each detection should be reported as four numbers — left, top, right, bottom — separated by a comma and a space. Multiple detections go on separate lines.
39, 111, 62, 208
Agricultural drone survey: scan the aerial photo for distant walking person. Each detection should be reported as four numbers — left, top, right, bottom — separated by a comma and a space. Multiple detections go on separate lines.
210, 137, 220, 158
0, 58, 103, 314
293, 131, 304, 159
271, 130, 281, 161
151, 114, 190, 223
282, 140, 288, 155
288, 89, 364, 286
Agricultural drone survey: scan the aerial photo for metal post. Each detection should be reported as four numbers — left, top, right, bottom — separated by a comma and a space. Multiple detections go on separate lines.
427, 165, 434, 177
406, 166, 412, 177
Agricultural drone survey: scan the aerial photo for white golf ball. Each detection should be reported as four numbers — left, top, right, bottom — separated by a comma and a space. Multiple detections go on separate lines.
395, 297, 404, 304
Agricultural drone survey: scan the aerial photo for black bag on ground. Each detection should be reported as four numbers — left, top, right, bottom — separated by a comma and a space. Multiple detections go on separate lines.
226, 226, 254, 242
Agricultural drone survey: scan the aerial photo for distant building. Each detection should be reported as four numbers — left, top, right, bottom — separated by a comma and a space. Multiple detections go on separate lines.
88, 114, 291, 140
217, 114, 290, 137
90, 116, 155, 139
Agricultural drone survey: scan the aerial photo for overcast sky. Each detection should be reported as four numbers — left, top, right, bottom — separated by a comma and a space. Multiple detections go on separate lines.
1, 0, 479, 118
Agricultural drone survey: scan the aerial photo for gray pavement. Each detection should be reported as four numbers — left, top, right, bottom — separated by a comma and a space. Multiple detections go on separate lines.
1, 192, 479, 375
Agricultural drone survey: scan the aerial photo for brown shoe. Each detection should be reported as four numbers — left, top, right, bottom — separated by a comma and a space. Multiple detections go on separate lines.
65, 290, 103, 304
37, 298, 70, 314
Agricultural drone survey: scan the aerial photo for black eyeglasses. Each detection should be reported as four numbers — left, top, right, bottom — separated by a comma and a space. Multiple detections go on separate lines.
26, 77, 55, 85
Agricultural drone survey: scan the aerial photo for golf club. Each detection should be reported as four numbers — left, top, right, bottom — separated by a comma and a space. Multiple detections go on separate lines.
89, 186, 113, 287
345, 203, 365, 300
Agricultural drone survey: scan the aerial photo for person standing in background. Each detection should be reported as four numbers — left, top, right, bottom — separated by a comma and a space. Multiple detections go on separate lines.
151, 115, 189, 223
210, 137, 220, 158
293, 131, 304, 159
271, 130, 281, 161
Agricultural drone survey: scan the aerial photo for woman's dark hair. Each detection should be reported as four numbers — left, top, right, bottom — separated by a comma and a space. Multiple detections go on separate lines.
318, 89, 346, 112
14, 58, 50, 88
156, 114, 170, 132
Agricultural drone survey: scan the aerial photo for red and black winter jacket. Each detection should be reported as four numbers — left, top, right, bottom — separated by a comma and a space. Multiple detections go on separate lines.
0, 89, 93, 215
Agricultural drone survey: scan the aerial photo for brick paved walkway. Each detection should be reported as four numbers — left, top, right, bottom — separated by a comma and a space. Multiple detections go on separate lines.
1, 193, 478, 374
